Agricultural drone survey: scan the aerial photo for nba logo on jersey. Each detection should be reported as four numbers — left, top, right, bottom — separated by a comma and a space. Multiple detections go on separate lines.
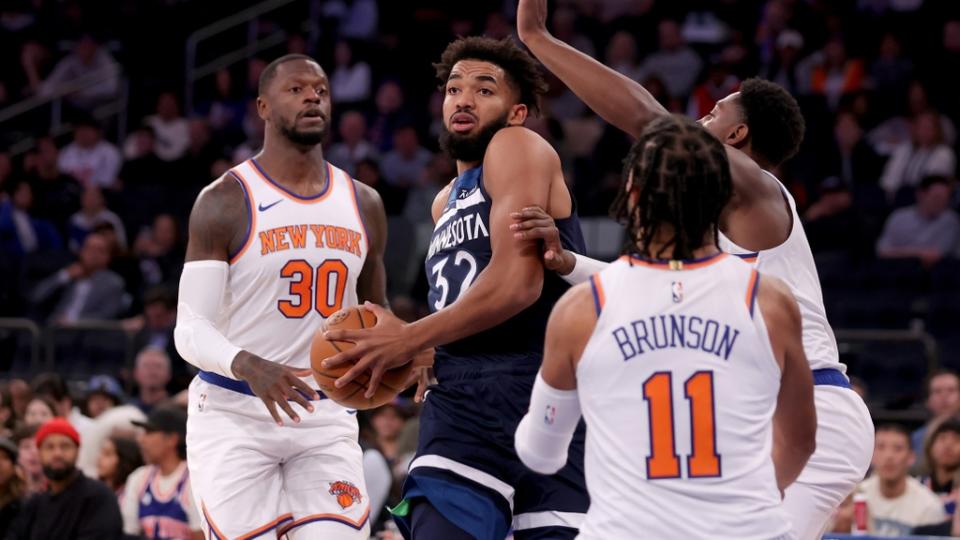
671, 281, 683, 303
544, 405, 557, 425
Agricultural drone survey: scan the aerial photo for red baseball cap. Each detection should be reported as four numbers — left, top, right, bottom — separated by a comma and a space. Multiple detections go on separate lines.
35, 418, 80, 448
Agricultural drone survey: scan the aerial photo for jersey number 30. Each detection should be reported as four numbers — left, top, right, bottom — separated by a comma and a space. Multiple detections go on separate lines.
278, 260, 347, 318
643, 371, 721, 479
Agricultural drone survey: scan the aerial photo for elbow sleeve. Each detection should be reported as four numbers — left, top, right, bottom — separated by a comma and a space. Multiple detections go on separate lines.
514, 372, 581, 475
174, 261, 243, 378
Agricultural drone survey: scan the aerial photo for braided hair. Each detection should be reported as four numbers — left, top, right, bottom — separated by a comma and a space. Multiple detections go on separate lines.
611, 114, 733, 260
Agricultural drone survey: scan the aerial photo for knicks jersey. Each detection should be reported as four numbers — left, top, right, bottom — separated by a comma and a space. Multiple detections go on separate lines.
137, 464, 193, 539
719, 170, 842, 373
576, 254, 789, 540
424, 165, 585, 362
218, 158, 368, 375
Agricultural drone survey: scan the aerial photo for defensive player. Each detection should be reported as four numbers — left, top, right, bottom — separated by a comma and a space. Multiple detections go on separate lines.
515, 115, 817, 539
323, 37, 589, 539
514, 1, 873, 537
173, 54, 387, 539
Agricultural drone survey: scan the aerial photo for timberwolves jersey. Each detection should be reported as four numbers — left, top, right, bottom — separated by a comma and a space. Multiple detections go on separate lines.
424, 165, 586, 361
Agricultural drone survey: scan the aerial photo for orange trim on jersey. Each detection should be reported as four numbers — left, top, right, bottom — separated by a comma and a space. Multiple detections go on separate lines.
228, 170, 257, 264
342, 166, 372, 254
236, 513, 294, 540
278, 505, 371, 536
620, 252, 729, 270
201, 501, 228, 540
589, 274, 605, 314
248, 159, 336, 204
746, 269, 760, 317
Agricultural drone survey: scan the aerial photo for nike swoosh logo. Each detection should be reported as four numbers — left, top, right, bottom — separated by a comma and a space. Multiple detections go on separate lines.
345, 409, 357, 415
258, 200, 282, 211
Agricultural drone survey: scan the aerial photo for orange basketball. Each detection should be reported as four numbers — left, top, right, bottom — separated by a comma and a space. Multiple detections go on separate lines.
310, 306, 429, 409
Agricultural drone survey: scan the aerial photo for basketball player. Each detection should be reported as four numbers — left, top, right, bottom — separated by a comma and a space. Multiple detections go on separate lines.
515, 114, 817, 539
514, 1, 873, 537
173, 54, 388, 539
323, 37, 589, 539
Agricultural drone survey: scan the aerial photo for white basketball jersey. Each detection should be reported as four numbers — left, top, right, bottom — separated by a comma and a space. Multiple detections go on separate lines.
216, 159, 368, 377
719, 170, 843, 373
576, 254, 789, 540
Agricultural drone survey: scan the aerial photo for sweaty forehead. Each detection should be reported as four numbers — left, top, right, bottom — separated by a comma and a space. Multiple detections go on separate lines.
716, 92, 740, 109
274, 60, 327, 85
449, 59, 508, 83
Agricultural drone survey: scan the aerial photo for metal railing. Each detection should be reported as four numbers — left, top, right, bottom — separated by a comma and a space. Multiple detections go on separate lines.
836, 327, 939, 375
0, 318, 136, 377
0, 70, 129, 156
184, 0, 321, 113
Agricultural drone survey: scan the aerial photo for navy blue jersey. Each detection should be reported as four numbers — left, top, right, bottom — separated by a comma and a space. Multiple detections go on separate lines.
424, 165, 585, 360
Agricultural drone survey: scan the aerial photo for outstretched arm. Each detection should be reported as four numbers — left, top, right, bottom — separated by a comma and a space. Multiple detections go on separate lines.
510, 205, 609, 283
517, 0, 667, 138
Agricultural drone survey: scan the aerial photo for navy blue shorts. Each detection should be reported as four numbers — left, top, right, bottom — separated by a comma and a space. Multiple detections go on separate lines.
393, 358, 588, 540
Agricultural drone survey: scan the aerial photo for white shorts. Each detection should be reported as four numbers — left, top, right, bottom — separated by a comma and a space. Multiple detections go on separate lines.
782, 383, 874, 540
186, 376, 371, 540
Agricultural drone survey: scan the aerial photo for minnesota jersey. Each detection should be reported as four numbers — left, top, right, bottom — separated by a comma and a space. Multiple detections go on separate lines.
719, 170, 842, 373
219, 158, 368, 373
424, 165, 585, 360
576, 254, 789, 540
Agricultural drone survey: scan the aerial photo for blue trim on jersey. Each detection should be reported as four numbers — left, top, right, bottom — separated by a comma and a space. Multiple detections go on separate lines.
395, 473, 510, 540
812, 368, 850, 388
445, 166, 483, 205
227, 171, 252, 261
589, 276, 602, 316
748, 272, 761, 317
734, 251, 760, 260
198, 371, 327, 400
251, 158, 332, 200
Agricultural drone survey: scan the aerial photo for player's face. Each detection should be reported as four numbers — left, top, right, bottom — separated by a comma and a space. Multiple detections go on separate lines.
871, 431, 912, 481
259, 60, 332, 147
698, 93, 747, 147
440, 60, 527, 162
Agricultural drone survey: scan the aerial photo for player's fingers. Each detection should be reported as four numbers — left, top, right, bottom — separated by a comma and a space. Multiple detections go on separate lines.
321, 347, 360, 369
361, 301, 389, 321
276, 395, 301, 424
365, 363, 386, 399
263, 399, 283, 426
323, 328, 363, 342
509, 207, 547, 220
288, 374, 319, 403
415, 370, 429, 403
334, 357, 373, 388
510, 218, 553, 231
286, 380, 315, 413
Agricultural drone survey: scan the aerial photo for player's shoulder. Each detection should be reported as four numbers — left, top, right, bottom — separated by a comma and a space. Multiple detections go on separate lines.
486, 126, 559, 163
756, 272, 800, 328
196, 170, 245, 209
554, 280, 599, 323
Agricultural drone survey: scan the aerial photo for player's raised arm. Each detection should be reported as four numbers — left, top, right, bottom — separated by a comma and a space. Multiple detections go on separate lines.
516, 0, 667, 138
175, 177, 318, 426
758, 274, 817, 492
515, 281, 594, 474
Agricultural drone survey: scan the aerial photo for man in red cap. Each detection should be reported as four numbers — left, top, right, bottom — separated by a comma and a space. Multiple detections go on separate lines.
6, 418, 123, 539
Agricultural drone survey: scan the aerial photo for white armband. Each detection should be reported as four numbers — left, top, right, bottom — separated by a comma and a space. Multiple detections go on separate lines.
514, 372, 581, 475
561, 252, 609, 286
173, 261, 243, 379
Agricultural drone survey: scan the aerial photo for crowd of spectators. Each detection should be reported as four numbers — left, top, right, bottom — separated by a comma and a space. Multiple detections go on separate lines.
3, 0, 960, 537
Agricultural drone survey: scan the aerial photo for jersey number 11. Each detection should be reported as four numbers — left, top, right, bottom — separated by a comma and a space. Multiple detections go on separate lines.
643, 371, 721, 479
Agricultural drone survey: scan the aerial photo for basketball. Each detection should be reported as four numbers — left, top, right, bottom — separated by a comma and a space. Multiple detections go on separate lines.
310, 306, 426, 409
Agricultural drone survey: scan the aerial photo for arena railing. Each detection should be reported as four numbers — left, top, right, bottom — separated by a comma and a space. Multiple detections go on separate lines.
0, 318, 42, 374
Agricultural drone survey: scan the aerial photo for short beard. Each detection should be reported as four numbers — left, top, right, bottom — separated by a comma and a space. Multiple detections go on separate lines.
440, 112, 510, 163
43, 463, 77, 482
279, 117, 327, 147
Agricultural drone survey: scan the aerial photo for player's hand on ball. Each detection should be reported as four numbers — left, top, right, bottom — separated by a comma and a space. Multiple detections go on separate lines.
232, 352, 318, 426
322, 302, 416, 399
516, 0, 549, 43
510, 206, 576, 275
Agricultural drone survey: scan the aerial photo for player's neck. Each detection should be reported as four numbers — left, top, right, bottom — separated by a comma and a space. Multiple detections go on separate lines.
639, 229, 721, 261
879, 475, 907, 499
455, 159, 481, 176
257, 137, 328, 191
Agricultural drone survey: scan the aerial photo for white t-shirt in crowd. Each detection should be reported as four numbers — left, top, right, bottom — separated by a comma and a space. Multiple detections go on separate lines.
861, 475, 946, 536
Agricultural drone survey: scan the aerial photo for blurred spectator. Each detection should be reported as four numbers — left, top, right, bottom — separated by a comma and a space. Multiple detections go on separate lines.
913, 476, 960, 536
36, 34, 120, 110
128, 287, 184, 385
922, 20, 960, 125
84, 375, 123, 419
550, 5, 594, 57
132, 213, 183, 288
198, 68, 245, 138
0, 179, 63, 257
11, 426, 42, 496
760, 29, 804, 99
368, 81, 412, 153
403, 153, 452, 224
144, 92, 189, 162
639, 19, 703, 99
0, 152, 12, 192
324, 0, 378, 40
871, 32, 913, 113
5, 381, 29, 423
180, 118, 223, 185
822, 111, 886, 189
880, 111, 956, 201
119, 125, 166, 182
922, 418, 960, 508
0, 390, 14, 439
233, 98, 264, 163
23, 397, 55, 428
804, 178, 861, 253
362, 401, 411, 529
57, 116, 122, 190
605, 31, 642, 82
381, 126, 432, 187
0, 436, 22, 538
131, 348, 171, 415
7, 418, 123, 539
808, 36, 866, 110
331, 40, 371, 105
355, 158, 406, 215
31, 374, 91, 438
76, 405, 145, 479
67, 185, 126, 252
97, 436, 142, 501
876, 176, 960, 265
22, 137, 82, 234
861, 424, 945, 536
95, 221, 143, 312
687, 64, 740, 120
870, 82, 957, 157
328, 111, 378, 177
30, 232, 126, 324
914, 371, 960, 452
123, 406, 200, 539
